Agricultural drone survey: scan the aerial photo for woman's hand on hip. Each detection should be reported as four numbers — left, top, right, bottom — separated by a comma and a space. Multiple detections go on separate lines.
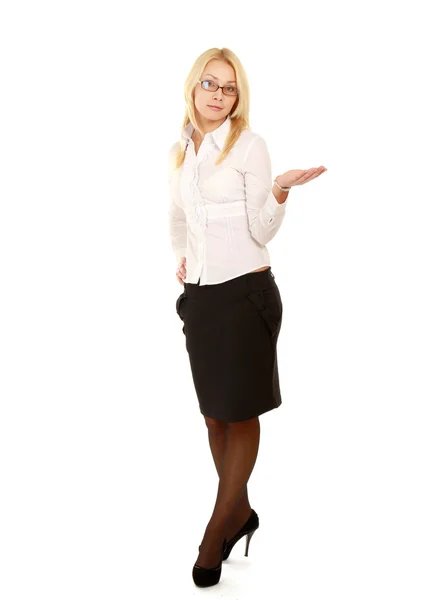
176, 256, 186, 286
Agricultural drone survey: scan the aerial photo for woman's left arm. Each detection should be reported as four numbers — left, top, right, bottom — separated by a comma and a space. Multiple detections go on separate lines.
243, 134, 328, 246
243, 135, 289, 246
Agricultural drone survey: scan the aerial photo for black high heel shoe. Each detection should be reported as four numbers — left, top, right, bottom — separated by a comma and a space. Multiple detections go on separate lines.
192, 538, 227, 587
197, 510, 260, 560
222, 509, 259, 560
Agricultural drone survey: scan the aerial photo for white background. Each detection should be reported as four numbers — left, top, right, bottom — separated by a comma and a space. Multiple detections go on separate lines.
1, 1, 426, 598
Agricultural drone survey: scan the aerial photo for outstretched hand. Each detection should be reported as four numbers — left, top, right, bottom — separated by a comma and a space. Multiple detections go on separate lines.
276, 166, 327, 189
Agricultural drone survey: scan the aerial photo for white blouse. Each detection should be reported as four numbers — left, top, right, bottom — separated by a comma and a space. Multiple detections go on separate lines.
167, 115, 288, 285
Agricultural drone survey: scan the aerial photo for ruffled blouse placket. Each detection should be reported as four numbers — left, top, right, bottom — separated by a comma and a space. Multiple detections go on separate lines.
183, 138, 215, 235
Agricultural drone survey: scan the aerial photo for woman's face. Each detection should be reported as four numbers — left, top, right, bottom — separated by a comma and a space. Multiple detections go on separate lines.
194, 59, 238, 124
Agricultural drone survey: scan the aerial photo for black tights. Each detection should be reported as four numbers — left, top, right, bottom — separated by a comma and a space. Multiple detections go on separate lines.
195, 415, 260, 568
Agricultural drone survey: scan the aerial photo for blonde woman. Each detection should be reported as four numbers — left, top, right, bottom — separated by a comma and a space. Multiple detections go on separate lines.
168, 47, 327, 587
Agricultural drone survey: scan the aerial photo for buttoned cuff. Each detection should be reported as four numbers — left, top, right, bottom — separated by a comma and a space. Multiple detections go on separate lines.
264, 190, 288, 216
261, 191, 288, 226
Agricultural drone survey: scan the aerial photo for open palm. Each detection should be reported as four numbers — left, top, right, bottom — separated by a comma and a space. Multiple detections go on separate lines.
276, 166, 327, 189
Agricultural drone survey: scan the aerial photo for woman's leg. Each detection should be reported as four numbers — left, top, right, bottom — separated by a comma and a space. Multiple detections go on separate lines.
204, 417, 253, 541
196, 416, 261, 568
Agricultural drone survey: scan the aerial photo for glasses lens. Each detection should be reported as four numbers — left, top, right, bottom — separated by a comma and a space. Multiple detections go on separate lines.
201, 80, 218, 91
200, 80, 238, 95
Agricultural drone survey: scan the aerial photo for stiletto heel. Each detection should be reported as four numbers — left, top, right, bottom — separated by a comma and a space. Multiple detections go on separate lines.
222, 509, 259, 560
244, 529, 255, 557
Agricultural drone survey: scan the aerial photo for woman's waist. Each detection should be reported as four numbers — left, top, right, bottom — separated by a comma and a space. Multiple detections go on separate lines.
185, 200, 247, 222
184, 265, 276, 298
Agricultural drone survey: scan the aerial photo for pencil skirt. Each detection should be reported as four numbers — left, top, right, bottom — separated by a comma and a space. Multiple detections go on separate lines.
175, 267, 283, 423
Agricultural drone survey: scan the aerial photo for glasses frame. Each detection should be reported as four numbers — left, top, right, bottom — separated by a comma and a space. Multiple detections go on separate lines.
197, 79, 239, 96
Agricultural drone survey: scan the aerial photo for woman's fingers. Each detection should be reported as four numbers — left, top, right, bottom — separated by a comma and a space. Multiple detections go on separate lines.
302, 167, 326, 183
297, 166, 327, 185
176, 265, 186, 285
298, 167, 318, 182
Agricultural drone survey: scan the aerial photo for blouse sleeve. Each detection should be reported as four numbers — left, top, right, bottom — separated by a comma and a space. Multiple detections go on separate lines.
167, 142, 187, 263
243, 134, 288, 246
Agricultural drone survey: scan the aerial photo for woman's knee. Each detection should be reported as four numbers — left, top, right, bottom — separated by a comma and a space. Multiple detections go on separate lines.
228, 416, 260, 430
204, 416, 229, 432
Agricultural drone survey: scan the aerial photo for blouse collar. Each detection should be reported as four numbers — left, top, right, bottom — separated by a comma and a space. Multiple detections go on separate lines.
181, 115, 231, 152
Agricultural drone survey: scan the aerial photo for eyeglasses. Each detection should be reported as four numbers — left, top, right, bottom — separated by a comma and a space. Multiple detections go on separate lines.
197, 79, 239, 96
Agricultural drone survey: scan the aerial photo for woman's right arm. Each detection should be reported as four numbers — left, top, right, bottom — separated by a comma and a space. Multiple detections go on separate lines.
168, 143, 187, 264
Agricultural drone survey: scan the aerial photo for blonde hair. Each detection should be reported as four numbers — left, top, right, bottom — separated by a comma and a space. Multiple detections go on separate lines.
172, 47, 250, 170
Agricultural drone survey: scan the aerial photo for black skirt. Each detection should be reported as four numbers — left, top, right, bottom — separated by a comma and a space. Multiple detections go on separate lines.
175, 267, 283, 423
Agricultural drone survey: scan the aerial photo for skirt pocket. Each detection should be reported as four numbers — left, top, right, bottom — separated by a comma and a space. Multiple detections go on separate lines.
245, 287, 282, 343
176, 290, 187, 334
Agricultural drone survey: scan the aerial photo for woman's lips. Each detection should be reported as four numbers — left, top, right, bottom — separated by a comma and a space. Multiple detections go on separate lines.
208, 105, 222, 111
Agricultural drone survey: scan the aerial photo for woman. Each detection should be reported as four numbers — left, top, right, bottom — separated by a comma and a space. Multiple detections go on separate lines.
168, 47, 327, 587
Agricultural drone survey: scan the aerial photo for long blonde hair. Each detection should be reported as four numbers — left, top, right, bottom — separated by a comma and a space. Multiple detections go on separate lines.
172, 47, 251, 170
